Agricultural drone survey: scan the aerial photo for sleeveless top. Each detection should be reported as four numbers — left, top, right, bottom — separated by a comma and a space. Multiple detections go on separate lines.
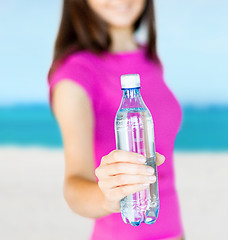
48, 45, 184, 240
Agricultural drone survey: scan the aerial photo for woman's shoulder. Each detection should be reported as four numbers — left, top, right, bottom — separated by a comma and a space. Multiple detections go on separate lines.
48, 50, 101, 108
50, 50, 101, 83
60, 50, 97, 69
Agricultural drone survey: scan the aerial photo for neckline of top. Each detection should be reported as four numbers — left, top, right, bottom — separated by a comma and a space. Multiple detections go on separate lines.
105, 44, 146, 57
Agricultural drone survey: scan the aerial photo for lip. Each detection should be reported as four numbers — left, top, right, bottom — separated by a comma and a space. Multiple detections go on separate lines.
110, 4, 130, 12
116, 5, 129, 11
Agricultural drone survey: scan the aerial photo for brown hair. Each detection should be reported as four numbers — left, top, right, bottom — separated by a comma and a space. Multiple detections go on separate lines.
49, 0, 159, 78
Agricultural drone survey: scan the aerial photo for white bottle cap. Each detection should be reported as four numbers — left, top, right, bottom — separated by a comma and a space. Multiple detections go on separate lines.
121, 74, 141, 89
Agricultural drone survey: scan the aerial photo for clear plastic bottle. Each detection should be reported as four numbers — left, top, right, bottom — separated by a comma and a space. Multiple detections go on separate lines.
114, 74, 159, 226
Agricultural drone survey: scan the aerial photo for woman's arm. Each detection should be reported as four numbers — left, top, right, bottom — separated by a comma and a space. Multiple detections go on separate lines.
52, 80, 165, 219
52, 80, 110, 218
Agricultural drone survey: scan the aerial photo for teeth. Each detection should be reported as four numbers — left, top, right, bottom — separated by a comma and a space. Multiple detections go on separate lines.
115, 5, 129, 11
118, 6, 128, 10
110, 2, 129, 11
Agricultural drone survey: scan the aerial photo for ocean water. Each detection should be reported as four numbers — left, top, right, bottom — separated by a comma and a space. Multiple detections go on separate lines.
0, 104, 227, 151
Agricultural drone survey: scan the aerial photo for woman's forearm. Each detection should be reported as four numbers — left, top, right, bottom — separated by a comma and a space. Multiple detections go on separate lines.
63, 176, 113, 218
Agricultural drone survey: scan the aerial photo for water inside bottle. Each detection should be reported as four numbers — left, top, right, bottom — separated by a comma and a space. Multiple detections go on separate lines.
115, 107, 159, 226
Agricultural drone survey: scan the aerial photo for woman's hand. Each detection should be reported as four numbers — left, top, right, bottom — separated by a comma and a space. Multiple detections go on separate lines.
95, 150, 165, 213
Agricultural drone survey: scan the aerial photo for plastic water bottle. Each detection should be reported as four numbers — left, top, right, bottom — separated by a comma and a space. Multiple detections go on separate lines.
114, 74, 159, 226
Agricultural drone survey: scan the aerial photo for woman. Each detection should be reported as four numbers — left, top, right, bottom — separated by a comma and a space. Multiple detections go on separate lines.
48, 0, 184, 239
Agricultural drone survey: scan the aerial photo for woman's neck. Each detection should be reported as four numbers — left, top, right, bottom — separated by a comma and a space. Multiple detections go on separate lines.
108, 26, 139, 53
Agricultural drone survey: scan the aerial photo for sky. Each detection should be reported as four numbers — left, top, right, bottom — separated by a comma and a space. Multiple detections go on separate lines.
0, 0, 227, 106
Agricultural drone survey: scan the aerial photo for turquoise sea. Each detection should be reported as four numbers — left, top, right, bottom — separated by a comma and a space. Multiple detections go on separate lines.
0, 104, 227, 151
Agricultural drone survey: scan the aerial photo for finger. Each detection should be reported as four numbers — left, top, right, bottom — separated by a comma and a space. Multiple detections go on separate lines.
98, 162, 154, 178
101, 150, 146, 165
110, 183, 150, 201
108, 174, 156, 188
156, 152, 165, 166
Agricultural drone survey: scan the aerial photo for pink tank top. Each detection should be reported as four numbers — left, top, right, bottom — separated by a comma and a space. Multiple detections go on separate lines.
48, 46, 184, 240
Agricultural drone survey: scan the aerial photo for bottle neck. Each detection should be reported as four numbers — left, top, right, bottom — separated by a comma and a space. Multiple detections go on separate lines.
122, 88, 141, 99
120, 87, 146, 109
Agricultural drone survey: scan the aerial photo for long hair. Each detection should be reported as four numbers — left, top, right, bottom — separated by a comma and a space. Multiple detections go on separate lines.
49, 0, 158, 78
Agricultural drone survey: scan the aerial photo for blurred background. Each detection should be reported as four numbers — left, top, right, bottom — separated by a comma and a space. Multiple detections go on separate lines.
0, 0, 227, 239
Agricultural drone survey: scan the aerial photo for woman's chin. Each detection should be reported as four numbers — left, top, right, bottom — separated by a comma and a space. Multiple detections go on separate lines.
107, 18, 136, 29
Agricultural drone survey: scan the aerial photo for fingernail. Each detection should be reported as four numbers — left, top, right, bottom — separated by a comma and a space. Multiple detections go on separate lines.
138, 157, 146, 163
147, 167, 154, 174
149, 176, 156, 182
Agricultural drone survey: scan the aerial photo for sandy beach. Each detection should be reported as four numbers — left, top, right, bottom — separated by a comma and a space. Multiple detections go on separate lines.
0, 147, 227, 240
